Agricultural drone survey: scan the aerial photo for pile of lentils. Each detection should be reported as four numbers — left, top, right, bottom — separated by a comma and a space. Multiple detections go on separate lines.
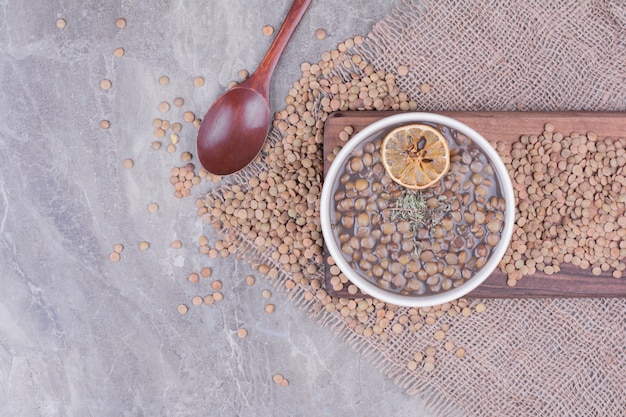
496, 125, 626, 286
196, 37, 487, 369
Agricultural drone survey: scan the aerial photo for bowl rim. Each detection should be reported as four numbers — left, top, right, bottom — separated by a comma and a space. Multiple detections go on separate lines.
320, 112, 516, 307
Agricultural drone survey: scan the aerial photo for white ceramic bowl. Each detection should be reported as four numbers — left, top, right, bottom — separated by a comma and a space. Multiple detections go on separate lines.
321, 112, 515, 307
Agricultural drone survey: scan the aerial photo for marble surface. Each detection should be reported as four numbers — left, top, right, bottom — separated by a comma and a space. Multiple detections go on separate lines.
0, 1, 434, 416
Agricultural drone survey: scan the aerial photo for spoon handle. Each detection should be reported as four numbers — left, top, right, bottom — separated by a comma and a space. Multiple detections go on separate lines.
247, 0, 313, 95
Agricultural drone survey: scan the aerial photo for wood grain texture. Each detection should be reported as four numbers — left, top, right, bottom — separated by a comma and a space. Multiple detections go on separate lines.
322, 111, 626, 299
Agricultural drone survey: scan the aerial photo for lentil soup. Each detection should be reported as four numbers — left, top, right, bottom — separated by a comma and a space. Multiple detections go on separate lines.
330, 123, 507, 295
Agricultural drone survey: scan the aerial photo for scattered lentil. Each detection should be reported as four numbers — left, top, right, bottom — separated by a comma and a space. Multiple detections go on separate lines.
100, 120, 111, 129
188, 273, 199, 284
315, 28, 327, 40
171, 240, 182, 249
177, 304, 188, 314
56, 18, 67, 29
139, 241, 150, 251
158, 101, 170, 113
262, 25, 274, 36
201, 267, 212, 278
192, 296, 203, 306
338, 125, 354, 142
237, 328, 248, 338
123, 159, 134, 169
397, 65, 409, 76
245, 275, 256, 286
264, 304, 275, 314
159, 75, 169, 86
193, 76, 205, 87
181, 151, 192, 162
262, 289, 272, 299
109, 252, 120, 262
183, 111, 195, 123
100, 79, 112, 90
113, 47, 125, 58
115, 18, 127, 29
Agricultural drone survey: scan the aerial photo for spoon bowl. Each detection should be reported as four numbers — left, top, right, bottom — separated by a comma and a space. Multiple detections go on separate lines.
197, 86, 269, 175
196, 0, 313, 175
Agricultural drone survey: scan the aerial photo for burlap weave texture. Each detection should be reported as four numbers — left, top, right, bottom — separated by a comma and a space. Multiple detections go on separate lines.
205, 0, 626, 415
363, 0, 626, 112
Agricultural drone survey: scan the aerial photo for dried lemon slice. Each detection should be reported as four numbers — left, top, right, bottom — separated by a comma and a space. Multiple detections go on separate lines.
381, 123, 450, 189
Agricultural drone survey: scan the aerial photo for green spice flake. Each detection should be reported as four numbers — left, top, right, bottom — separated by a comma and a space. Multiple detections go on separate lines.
389, 190, 428, 226
386, 189, 455, 255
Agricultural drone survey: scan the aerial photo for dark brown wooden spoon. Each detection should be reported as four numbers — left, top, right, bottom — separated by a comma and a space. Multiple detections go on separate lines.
197, 0, 313, 175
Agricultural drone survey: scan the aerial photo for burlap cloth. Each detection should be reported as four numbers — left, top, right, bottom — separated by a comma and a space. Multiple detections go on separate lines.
203, 0, 626, 415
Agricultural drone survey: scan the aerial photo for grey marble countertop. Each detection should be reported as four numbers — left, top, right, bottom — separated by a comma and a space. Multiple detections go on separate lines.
0, 1, 434, 416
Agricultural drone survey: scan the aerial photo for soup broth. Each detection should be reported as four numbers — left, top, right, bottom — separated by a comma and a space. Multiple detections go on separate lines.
331, 123, 506, 295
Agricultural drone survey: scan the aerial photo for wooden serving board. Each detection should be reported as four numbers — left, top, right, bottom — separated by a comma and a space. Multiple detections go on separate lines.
323, 111, 626, 298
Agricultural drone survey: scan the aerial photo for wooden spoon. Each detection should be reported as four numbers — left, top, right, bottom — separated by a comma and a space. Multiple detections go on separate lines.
196, 0, 313, 175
